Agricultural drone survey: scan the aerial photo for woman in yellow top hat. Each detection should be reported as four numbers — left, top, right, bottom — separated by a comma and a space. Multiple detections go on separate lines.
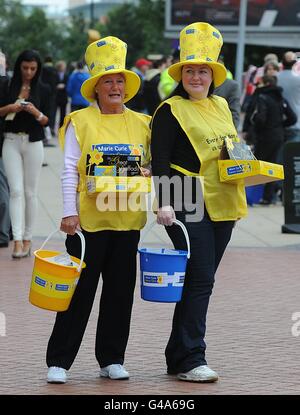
151, 22, 247, 382
45, 36, 151, 384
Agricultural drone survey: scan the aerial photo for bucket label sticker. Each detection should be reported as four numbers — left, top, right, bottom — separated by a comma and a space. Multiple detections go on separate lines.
144, 275, 161, 284
55, 284, 69, 291
143, 272, 185, 287
31, 270, 77, 299
35, 276, 47, 287
227, 165, 243, 175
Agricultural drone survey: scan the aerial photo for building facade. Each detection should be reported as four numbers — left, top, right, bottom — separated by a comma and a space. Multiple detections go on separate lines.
68, 0, 138, 22
165, 0, 300, 48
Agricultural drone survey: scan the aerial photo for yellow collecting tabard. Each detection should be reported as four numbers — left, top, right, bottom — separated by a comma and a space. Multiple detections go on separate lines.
86, 176, 151, 194
218, 159, 284, 186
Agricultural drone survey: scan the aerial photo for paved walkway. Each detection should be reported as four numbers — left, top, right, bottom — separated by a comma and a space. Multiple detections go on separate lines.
1, 140, 300, 396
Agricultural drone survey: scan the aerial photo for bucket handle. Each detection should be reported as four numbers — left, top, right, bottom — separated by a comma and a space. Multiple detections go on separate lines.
38, 229, 86, 272
140, 219, 190, 259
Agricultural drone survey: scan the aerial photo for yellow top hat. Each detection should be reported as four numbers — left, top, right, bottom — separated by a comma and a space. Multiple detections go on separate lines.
81, 36, 141, 103
168, 22, 227, 87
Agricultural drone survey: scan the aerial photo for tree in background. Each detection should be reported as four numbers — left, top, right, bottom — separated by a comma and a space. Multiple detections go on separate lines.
0, 0, 88, 67
61, 14, 88, 65
96, 0, 171, 68
0, 0, 62, 63
0, 0, 171, 70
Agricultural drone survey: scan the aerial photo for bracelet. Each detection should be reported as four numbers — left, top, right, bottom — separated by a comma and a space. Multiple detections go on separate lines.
36, 112, 44, 122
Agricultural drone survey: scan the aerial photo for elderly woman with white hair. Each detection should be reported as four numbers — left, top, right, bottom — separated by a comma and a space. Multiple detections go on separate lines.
46, 36, 151, 384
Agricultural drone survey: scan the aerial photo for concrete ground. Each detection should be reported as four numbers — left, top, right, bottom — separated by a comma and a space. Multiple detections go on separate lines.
0, 138, 300, 398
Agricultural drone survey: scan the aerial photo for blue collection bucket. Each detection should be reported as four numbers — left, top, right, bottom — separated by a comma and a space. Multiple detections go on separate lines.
246, 184, 264, 206
138, 220, 190, 303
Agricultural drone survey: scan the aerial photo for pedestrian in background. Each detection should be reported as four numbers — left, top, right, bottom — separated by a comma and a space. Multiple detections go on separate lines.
0, 53, 11, 249
277, 51, 300, 143
143, 57, 167, 115
0, 49, 50, 258
41, 56, 57, 137
158, 49, 179, 100
67, 61, 90, 112
244, 75, 296, 205
264, 61, 280, 78
151, 22, 247, 383
214, 55, 241, 131
55, 60, 68, 129
126, 58, 151, 113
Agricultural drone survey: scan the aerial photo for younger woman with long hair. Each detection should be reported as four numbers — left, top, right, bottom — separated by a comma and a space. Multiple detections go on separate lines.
0, 50, 50, 258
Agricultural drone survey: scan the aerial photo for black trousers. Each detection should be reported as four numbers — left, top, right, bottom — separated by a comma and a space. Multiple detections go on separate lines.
255, 138, 282, 203
55, 102, 67, 128
165, 209, 234, 374
46, 229, 140, 370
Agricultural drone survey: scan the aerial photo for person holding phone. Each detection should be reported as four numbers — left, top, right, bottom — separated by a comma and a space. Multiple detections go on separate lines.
0, 49, 50, 258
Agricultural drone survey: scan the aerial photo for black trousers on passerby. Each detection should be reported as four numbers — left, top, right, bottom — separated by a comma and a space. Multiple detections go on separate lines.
46, 229, 140, 370
56, 102, 67, 128
0, 158, 10, 245
256, 138, 282, 203
48, 95, 57, 134
165, 208, 234, 374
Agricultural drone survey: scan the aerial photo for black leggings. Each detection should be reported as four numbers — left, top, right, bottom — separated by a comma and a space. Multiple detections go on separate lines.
165, 210, 234, 374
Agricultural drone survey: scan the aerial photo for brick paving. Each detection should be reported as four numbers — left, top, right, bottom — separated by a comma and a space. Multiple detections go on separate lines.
1, 241, 300, 395
1, 142, 300, 397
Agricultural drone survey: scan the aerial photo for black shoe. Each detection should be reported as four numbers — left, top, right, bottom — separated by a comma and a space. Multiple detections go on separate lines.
43, 142, 56, 147
0, 242, 9, 248
259, 199, 271, 205
42, 162, 48, 167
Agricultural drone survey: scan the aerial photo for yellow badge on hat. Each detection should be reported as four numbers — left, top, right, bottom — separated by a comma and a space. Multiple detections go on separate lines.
81, 36, 141, 103
168, 22, 227, 87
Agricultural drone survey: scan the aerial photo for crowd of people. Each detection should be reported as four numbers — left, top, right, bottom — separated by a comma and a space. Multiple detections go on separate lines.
0, 22, 299, 386
242, 50, 300, 204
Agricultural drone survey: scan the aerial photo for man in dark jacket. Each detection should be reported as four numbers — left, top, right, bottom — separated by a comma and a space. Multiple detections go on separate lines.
66, 61, 90, 111
243, 75, 297, 204
55, 60, 68, 128
126, 58, 151, 113
0, 74, 11, 248
214, 78, 241, 130
143, 57, 166, 115
41, 56, 57, 136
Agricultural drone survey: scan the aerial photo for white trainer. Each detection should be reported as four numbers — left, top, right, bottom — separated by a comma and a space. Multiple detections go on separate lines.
47, 366, 67, 384
177, 365, 218, 383
100, 364, 129, 380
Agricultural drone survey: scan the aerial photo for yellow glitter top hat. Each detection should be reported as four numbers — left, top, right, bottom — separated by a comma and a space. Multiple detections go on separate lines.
81, 36, 141, 103
168, 22, 227, 87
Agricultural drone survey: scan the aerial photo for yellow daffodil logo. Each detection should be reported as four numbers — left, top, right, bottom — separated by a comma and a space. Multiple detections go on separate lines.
87, 149, 104, 176
130, 144, 141, 155
89, 149, 103, 165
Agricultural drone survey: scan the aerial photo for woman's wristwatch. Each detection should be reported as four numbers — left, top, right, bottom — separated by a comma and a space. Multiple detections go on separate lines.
36, 112, 44, 122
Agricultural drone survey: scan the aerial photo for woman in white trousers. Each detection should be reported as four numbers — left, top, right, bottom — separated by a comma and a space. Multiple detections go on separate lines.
0, 50, 50, 258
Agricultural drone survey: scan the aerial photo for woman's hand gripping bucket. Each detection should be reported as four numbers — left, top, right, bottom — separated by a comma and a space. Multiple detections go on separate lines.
29, 230, 86, 312
138, 220, 190, 302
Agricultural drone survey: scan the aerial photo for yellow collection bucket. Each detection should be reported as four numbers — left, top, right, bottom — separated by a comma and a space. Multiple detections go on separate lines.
29, 230, 86, 312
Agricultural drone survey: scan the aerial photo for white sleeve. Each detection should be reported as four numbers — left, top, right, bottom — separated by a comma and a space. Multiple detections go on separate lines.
61, 123, 81, 218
